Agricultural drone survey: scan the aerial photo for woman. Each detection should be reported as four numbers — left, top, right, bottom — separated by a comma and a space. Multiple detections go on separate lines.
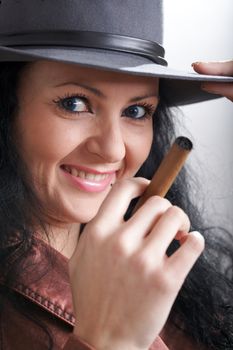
0, 1, 232, 349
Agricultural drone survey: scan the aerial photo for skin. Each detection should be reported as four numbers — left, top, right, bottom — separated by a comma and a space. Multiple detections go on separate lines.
16, 61, 158, 256
193, 60, 233, 101
15, 60, 232, 349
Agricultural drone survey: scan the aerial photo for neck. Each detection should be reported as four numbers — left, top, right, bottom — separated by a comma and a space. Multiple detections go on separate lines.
36, 222, 81, 259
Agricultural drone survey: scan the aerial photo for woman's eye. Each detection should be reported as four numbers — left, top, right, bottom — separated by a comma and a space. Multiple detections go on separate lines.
61, 97, 87, 113
56, 96, 90, 113
124, 105, 147, 119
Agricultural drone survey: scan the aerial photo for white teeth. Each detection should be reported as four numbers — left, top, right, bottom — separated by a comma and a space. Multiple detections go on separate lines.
79, 171, 86, 179
71, 168, 78, 177
85, 173, 95, 180
63, 166, 109, 182
95, 174, 106, 181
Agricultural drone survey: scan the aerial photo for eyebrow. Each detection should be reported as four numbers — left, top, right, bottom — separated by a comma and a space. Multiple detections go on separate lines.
54, 82, 158, 103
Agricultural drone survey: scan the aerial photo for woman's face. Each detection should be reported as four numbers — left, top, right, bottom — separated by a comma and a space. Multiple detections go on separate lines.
16, 61, 159, 224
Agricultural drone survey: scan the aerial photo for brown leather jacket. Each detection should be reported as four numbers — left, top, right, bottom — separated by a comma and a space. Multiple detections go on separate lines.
0, 236, 168, 349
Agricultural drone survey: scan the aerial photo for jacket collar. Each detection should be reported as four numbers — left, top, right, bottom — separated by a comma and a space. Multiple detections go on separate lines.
2, 235, 169, 349
3, 235, 75, 326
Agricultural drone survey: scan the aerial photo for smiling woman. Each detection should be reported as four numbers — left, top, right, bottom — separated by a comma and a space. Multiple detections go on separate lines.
15, 61, 157, 228
0, 1, 233, 350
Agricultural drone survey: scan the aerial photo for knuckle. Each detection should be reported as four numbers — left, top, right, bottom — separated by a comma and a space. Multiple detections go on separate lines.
112, 238, 130, 257
146, 196, 171, 210
130, 251, 154, 275
161, 197, 172, 208
130, 253, 181, 294
169, 205, 183, 217
154, 269, 180, 293
169, 206, 190, 227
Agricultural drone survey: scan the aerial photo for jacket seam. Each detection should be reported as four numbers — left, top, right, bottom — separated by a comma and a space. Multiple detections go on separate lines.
13, 283, 75, 327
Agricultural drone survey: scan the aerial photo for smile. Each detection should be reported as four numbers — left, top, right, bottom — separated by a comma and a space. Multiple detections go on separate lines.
63, 165, 109, 181
61, 165, 116, 193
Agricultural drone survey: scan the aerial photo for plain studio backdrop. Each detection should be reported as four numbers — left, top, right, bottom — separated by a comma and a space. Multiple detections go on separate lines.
163, 0, 233, 228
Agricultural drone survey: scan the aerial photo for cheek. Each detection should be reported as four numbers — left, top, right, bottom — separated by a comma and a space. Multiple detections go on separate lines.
126, 123, 153, 174
16, 112, 81, 167
136, 132, 153, 165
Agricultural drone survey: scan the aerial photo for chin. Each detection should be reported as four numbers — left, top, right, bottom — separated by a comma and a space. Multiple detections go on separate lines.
59, 205, 100, 225
48, 191, 109, 225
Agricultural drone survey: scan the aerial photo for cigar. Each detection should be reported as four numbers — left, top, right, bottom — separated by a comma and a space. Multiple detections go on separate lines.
133, 136, 193, 213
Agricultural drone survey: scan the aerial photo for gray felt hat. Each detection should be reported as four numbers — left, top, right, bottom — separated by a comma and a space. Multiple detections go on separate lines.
0, 0, 232, 105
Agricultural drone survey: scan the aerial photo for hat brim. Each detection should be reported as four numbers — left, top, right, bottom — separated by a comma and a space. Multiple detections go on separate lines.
0, 45, 232, 106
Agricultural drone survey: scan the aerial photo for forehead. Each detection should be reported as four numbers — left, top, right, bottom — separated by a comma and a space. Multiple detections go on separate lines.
21, 60, 159, 93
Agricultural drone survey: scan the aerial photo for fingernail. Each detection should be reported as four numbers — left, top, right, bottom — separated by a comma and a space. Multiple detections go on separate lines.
189, 231, 205, 251
192, 231, 205, 244
191, 62, 201, 67
192, 61, 211, 68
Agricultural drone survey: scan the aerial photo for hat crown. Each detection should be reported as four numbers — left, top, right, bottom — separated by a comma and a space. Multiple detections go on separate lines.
0, 0, 163, 44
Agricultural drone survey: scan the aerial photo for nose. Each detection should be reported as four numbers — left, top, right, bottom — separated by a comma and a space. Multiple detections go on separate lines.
85, 119, 126, 163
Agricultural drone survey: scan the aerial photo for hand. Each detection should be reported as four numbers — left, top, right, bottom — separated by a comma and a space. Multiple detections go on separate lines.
69, 178, 204, 350
192, 60, 233, 101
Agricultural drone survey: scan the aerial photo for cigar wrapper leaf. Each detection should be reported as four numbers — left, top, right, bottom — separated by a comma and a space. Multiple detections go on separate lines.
133, 136, 193, 213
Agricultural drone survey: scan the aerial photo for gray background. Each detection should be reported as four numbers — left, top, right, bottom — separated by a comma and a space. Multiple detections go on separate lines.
163, 0, 233, 227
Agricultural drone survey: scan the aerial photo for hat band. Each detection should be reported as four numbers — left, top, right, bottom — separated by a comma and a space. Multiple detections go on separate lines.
0, 31, 167, 66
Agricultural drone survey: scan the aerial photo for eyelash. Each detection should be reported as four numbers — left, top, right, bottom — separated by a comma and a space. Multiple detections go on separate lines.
53, 93, 155, 120
125, 102, 155, 120
53, 93, 92, 115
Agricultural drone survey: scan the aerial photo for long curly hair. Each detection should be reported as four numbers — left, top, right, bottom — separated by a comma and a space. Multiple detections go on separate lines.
0, 62, 232, 349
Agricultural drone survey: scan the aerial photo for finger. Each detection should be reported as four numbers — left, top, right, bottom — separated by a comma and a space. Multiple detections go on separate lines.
94, 177, 150, 229
142, 206, 190, 257
166, 231, 205, 284
201, 82, 233, 101
192, 60, 233, 76
123, 196, 172, 242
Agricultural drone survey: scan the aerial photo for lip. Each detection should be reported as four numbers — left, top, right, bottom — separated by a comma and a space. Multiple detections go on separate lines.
60, 164, 116, 193
62, 164, 117, 175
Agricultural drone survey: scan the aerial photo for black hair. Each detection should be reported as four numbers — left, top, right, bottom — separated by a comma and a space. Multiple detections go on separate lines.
0, 62, 232, 349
